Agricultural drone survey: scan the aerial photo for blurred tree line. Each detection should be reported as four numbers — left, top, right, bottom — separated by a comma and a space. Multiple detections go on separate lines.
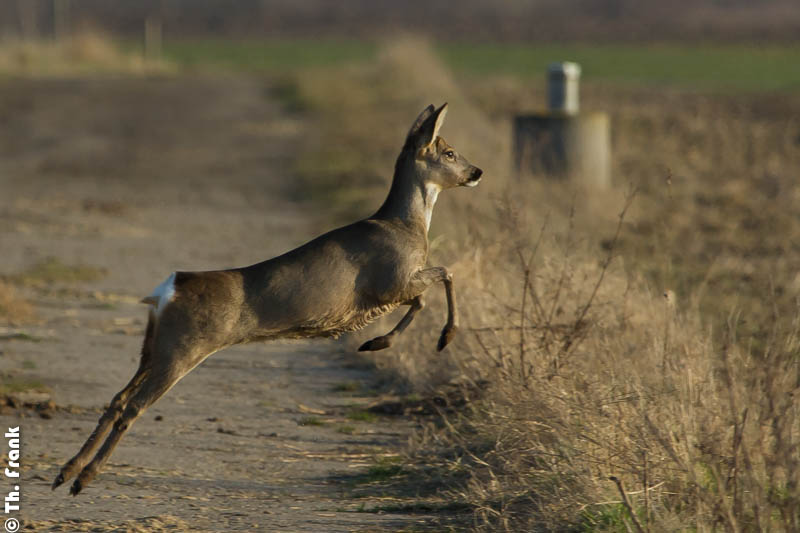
0, 0, 798, 43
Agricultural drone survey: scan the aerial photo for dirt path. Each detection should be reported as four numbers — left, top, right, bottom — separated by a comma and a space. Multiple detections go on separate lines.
0, 77, 432, 532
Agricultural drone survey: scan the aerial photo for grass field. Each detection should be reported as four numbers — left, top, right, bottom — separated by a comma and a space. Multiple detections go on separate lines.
156, 39, 800, 91
439, 42, 800, 91
6, 36, 798, 92
161, 39, 376, 72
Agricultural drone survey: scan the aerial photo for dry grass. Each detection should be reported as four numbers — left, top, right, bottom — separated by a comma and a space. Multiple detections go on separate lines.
0, 32, 172, 76
467, 78, 800, 341
0, 257, 107, 324
286, 38, 799, 530
8, 257, 107, 287
410, 198, 800, 530
0, 280, 35, 325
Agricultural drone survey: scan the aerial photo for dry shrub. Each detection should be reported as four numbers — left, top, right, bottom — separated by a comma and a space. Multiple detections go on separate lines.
0, 280, 35, 325
62, 32, 125, 64
0, 31, 172, 76
407, 190, 800, 531
288, 37, 800, 530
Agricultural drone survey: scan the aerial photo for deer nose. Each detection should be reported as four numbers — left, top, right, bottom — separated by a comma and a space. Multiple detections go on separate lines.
464, 167, 483, 187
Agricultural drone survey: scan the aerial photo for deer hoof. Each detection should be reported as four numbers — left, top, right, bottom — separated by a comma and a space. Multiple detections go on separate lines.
52, 472, 65, 490
69, 479, 83, 497
358, 336, 391, 352
437, 325, 458, 351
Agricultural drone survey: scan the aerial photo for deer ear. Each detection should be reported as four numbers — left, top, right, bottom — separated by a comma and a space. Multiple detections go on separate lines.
415, 103, 448, 148
407, 104, 435, 141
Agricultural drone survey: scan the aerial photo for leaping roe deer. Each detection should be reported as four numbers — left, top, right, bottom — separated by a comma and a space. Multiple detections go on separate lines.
53, 103, 482, 495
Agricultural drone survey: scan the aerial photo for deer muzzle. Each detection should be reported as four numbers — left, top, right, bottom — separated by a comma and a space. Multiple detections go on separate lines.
464, 167, 483, 187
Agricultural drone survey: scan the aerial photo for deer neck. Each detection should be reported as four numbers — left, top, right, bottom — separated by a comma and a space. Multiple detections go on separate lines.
374, 152, 440, 233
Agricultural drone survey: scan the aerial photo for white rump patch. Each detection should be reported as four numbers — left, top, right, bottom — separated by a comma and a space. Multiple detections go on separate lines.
143, 272, 176, 317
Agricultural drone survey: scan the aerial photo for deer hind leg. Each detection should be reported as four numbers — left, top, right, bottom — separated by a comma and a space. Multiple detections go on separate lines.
52, 316, 156, 490
62, 309, 224, 496
359, 296, 425, 352
69, 362, 188, 496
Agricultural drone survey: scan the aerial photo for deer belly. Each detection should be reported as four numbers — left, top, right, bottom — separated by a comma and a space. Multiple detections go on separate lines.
281, 301, 400, 339
340, 302, 401, 334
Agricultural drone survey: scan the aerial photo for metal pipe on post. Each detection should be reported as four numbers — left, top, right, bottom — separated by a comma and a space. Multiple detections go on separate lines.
548, 61, 581, 115
514, 61, 611, 188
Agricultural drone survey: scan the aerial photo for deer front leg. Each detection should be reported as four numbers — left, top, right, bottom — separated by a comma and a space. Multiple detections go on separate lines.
437, 269, 458, 351
358, 296, 425, 352
364, 267, 458, 352
407, 267, 458, 351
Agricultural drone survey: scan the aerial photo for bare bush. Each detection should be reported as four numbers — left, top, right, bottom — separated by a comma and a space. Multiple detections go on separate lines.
419, 193, 800, 530
287, 38, 800, 530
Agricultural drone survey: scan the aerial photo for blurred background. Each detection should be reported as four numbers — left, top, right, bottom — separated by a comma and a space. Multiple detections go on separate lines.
1, 1, 800, 531
3, 0, 800, 42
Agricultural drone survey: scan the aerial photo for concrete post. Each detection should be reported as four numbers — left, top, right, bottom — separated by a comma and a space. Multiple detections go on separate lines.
514, 62, 611, 188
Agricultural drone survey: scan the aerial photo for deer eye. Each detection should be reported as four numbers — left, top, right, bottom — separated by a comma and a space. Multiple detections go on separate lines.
444, 150, 455, 159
